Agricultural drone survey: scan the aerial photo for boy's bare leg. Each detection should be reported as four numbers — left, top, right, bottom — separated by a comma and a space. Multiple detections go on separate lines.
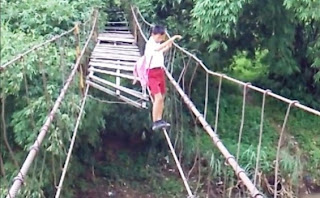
152, 93, 164, 121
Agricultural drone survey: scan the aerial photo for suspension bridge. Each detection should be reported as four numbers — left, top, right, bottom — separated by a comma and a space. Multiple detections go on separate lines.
1, 5, 320, 198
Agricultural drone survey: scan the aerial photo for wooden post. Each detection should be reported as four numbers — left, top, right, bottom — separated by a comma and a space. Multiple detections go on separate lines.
142, 87, 147, 109
116, 60, 121, 96
92, 9, 99, 43
74, 23, 84, 95
134, 23, 138, 43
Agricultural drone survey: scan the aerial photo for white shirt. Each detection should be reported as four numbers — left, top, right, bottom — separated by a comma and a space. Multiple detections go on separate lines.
144, 37, 164, 69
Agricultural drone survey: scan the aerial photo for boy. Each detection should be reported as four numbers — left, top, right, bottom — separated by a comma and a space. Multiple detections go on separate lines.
144, 25, 182, 131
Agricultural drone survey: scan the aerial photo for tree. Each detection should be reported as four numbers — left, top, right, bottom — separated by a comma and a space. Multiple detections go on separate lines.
192, 0, 320, 106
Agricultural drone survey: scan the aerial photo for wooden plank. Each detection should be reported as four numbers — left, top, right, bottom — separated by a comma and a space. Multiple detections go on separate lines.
93, 46, 139, 51
94, 49, 140, 53
92, 54, 140, 61
95, 45, 139, 50
100, 31, 131, 34
90, 56, 138, 62
89, 62, 134, 71
90, 54, 139, 62
103, 30, 131, 34
105, 26, 129, 31
96, 44, 139, 48
89, 75, 147, 100
90, 59, 136, 66
92, 49, 141, 57
92, 51, 140, 58
99, 33, 134, 38
98, 35, 135, 40
93, 47, 140, 54
89, 67, 135, 80
98, 36, 135, 43
86, 81, 144, 109
107, 21, 128, 25
106, 9, 124, 13
95, 46, 139, 51
100, 32, 133, 36
92, 52, 140, 57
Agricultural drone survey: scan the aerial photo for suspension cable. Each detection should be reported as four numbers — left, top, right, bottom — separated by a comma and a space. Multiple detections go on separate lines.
254, 90, 270, 186
274, 101, 298, 198
162, 128, 194, 197
55, 85, 90, 198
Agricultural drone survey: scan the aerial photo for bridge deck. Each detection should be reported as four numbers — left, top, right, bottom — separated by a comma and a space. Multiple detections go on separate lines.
87, 20, 148, 109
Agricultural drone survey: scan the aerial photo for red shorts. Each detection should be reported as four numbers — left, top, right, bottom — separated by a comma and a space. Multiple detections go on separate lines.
148, 68, 166, 96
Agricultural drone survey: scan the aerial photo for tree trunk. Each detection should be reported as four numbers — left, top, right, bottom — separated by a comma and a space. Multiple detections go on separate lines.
0, 153, 5, 176
1, 96, 19, 168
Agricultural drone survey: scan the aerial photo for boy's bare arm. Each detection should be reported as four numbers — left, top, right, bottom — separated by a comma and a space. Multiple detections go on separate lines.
155, 35, 182, 52
162, 42, 172, 53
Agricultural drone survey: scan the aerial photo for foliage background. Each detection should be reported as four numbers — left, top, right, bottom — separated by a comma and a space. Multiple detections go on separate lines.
1, 0, 319, 197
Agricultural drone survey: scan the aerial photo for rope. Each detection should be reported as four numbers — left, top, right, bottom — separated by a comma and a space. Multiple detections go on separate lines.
55, 85, 89, 198
1, 29, 74, 71
170, 47, 176, 74
162, 128, 194, 197
236, 83, 250, 162
6, 10, 98, 198
254, 90, 270, 186
214, 75, 222, 133
274, 100, 298, 198
204, 72, 209, 120
1, 19, 91, 71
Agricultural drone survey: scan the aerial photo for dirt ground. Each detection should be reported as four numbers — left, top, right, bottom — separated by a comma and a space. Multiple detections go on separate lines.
76, 182, 156, 198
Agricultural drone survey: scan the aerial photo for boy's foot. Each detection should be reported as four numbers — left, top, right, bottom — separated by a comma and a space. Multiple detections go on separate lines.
152, 120, 171, 131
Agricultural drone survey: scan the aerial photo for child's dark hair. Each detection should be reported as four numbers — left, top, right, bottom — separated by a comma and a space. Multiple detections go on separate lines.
151, 25, 166, 35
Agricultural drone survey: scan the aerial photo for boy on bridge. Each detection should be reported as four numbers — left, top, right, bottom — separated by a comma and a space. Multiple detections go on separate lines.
144, 25, 182, 131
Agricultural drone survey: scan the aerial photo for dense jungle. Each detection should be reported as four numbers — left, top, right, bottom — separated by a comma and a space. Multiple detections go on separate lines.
1, 0, 319, 197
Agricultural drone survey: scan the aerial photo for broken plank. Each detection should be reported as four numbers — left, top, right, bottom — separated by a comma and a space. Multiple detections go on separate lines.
89, 75, 147, 100
89, 67, 135, 80
86, 81, 145, 109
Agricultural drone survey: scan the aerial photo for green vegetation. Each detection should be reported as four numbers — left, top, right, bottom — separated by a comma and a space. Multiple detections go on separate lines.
1, 0, 319, 197
1, 0, 107, 197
